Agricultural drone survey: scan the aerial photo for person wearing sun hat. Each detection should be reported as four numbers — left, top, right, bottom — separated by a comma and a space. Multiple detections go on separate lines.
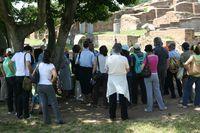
121, 44, 134, 105
2, 48, 16, 114
131, 43, 147, 105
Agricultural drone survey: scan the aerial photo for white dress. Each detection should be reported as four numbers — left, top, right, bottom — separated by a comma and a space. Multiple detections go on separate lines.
105, 54, 130, 101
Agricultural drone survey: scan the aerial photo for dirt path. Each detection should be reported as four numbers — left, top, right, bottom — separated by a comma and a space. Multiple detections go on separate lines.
58, 95, 200, 123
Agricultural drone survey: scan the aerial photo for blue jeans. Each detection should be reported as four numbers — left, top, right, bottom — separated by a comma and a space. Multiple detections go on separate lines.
182, 76, 200, 106
144, 73, 165, 112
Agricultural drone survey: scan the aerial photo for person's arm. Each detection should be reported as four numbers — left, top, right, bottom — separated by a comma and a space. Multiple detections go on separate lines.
141, 58, 147, 70
51, 68, 57, 83
9, 61, 15, 74
92, 54, 96, 74
105, 58, 109, 73
125, 58, 130, 73
184, 56, 193, 70
26, 53, 33, 74
0, 64, 5, 77
26, 61, 33, 74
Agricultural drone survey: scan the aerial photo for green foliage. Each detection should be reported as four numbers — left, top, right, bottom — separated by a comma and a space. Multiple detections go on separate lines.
75, 0, 136, 23
13, 5, 38, 24
2, 0, 136, 25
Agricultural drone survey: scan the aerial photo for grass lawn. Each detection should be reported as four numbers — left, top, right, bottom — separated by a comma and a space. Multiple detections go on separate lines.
25, 38, 43, 46
93, 29, 147, 36
1, 101, 200, 133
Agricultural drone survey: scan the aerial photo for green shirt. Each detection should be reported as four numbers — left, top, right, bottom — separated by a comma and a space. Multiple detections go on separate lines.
3, 57, 15, 78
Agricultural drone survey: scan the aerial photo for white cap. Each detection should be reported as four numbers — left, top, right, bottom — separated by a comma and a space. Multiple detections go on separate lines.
122, 45, 129, 51
6, 48, 13, 54
133, 43, 141, 50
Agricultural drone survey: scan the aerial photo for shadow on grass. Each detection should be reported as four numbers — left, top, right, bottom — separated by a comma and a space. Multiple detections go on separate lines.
1, 101, 200, 132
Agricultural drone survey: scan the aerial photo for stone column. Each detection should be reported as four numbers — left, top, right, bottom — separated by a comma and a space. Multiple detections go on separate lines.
79, 22, 86, 34
87, 23, 94, 34
113, 18, 120, 34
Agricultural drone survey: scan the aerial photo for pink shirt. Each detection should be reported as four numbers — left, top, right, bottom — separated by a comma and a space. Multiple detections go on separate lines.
144, 54, 158, 73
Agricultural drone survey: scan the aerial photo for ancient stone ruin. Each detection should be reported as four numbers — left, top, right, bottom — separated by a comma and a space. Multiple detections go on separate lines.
91, 0, 200, 49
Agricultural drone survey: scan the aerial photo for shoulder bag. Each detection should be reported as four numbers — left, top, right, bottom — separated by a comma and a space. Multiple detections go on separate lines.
22, 53, 32, 91
141, 55, 151, 78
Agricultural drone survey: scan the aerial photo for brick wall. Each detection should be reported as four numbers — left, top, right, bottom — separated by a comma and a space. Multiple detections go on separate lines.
179, 17, 200, 32
193, 2, 200, 14
149, 28, 195, 50
174, 2, 193, 13
155, 8, 173, 18
134, 9, 156, 24
93, 8, 139, 32
153, 11, 194, 27
94, 35, 139, 48
120, 14, 140, 31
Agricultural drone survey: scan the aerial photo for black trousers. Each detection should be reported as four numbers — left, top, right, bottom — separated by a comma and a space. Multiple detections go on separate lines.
15, 76, 30, 118
132, 74, 147, 104
127, 75, 133, 104
109, 93, 128, 120
79, 66, 93, 95
167, 70, 183, 98
92, 73, 108, 105
5, 77, 17, 112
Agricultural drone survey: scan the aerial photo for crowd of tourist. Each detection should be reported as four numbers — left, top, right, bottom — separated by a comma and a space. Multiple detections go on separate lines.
0, 37, 199, 124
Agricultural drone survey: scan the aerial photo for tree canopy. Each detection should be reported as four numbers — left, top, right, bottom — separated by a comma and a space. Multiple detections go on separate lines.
0, 0, 136, 68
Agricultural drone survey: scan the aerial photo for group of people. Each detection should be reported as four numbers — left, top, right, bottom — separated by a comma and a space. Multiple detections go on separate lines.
0, 36, 199, 123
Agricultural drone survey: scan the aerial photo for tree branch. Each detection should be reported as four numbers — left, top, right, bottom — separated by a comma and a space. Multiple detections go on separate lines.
61, 0, 78, 33
18, 0, 47, 38
0, 0, 15, 26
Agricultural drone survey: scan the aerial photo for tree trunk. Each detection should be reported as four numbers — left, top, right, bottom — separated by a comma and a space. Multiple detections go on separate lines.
46, 0, 56, 53
0, 31, 8, 49
52, 0, 78, 70
6, 25, 24, 51
53, 27, 69, 70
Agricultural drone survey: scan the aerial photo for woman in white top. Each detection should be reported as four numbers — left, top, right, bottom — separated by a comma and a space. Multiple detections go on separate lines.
36, 50, 63, 124
92, 45, 108, 107
105, 43, 130, 121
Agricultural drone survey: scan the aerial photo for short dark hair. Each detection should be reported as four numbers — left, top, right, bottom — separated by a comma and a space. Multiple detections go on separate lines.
154, 37, 163, 46
168, 42, 176, 50
194, 45, 200, 55
43, 50, 51, 64
112, 43, 122, 53
181, 42, 190, 51
83, 40, 89, 48
145, 44, 153, 53
72, 45, 81, 53
99, 45, 108, 56
24, 45, 33, 52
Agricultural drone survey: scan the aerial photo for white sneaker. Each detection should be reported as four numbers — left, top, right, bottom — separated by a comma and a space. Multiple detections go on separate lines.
7, 112, 12, 115
144, 108, 151, 112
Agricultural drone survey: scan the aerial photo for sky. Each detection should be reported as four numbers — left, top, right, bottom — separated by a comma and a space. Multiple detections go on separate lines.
12, 1, 37, 10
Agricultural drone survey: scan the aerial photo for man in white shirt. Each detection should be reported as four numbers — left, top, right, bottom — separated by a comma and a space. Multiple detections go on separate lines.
10, 45, 33, 119
76, 40, 96, 103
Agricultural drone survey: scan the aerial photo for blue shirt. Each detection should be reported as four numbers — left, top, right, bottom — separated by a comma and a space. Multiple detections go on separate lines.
169, 49, 180, 60
77, 48, 95, 68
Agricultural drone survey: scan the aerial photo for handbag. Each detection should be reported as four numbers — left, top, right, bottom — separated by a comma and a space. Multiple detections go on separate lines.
141, 55, 151, 78
177, 67, 184, 79
30, 63, 40, 84
22, 53, 32, 91
92, 56, 102, 81
74, 53, 81, 80
187, 56, 200, 76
